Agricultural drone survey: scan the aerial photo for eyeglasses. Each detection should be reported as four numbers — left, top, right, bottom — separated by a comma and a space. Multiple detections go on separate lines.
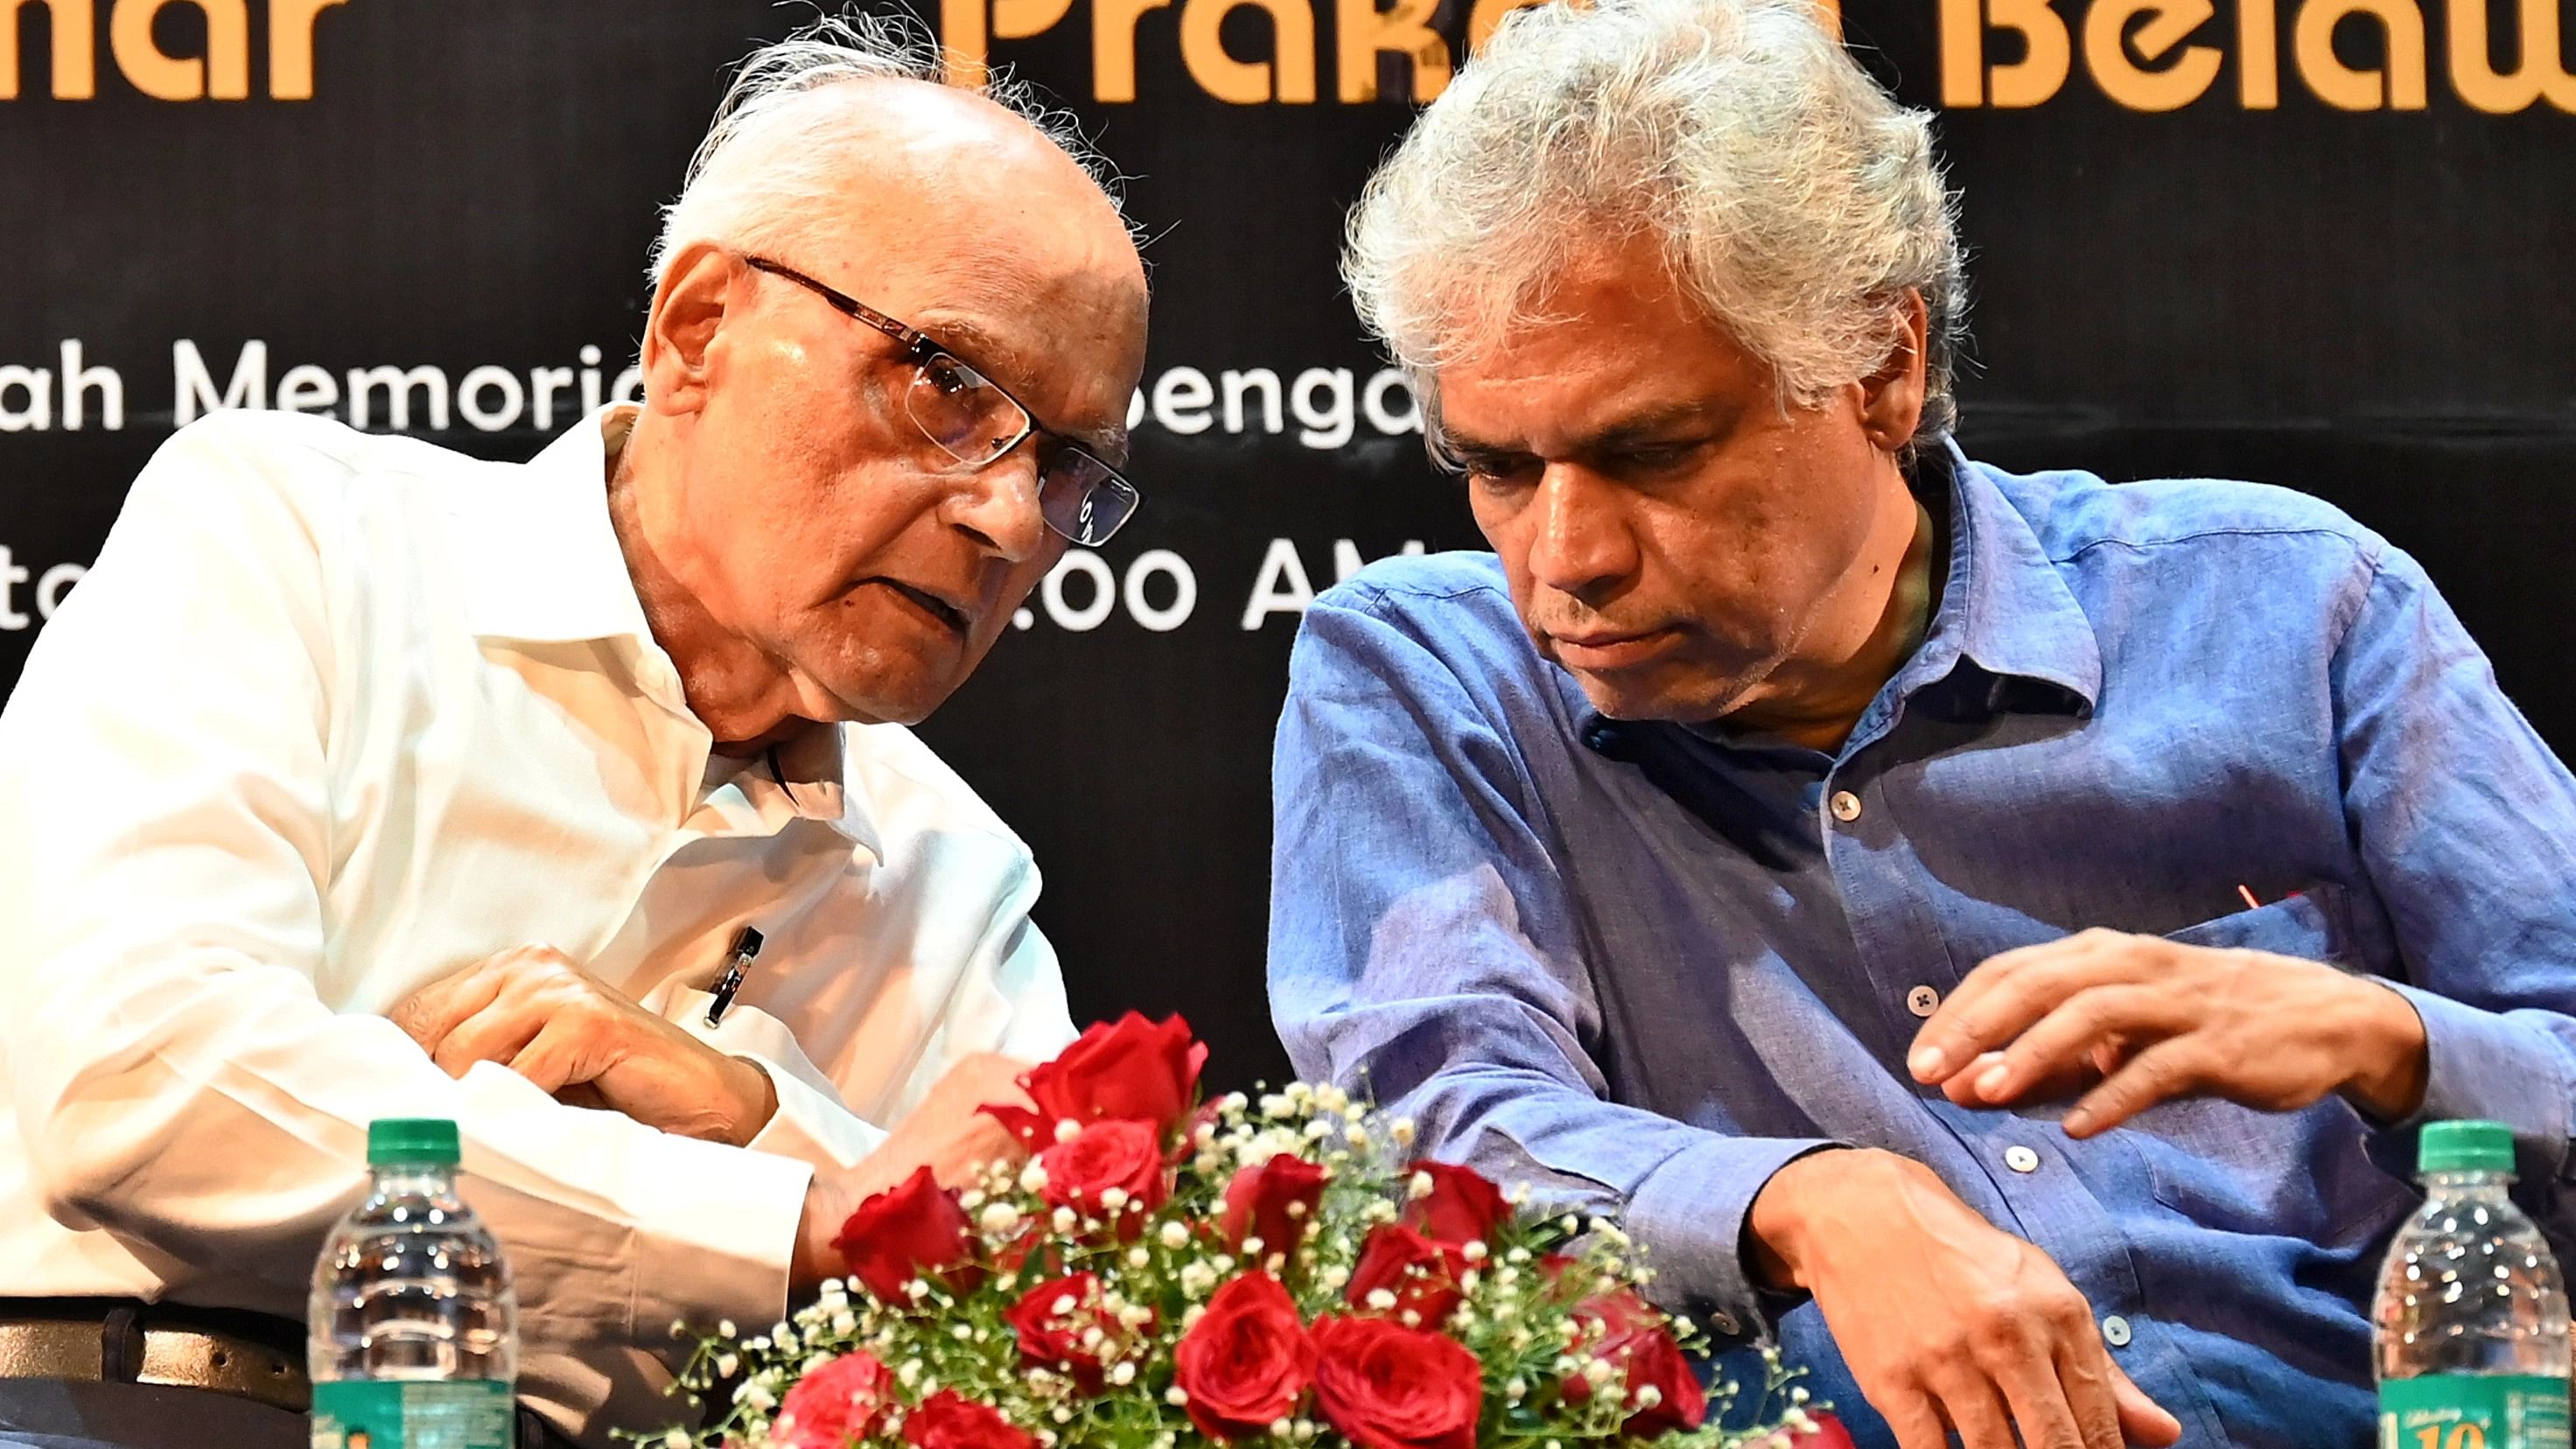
745, 256, 1141, 547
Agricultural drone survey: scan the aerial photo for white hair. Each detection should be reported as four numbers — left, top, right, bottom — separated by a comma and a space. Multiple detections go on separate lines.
1343, 0, 1967, 451
648, 11, 1124, 287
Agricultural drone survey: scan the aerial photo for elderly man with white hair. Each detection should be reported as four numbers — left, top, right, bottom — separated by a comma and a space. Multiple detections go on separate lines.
0, 18, 1144, 1449
1269, 1, 2576, 1446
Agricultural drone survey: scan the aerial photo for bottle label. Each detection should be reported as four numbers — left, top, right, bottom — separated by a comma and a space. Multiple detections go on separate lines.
311, 1380, 515, 1449
2381, 1375, 2572, 1449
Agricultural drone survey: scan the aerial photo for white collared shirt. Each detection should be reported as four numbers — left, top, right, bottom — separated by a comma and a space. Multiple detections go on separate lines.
0, 408, 1075, 1442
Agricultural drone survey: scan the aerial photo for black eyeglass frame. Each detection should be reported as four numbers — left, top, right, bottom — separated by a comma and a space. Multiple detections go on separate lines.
743, 255, 1141, 546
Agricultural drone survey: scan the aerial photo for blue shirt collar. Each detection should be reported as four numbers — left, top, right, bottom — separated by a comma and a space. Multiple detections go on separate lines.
1574, 438, 2103, 752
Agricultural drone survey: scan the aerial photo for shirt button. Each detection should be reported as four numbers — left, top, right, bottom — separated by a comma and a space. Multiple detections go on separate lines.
1828, 790, 1863, 822
2102, 1314, 2134, 1348
2005, 1144, 2042, 1173
1906, 984, 1941, 1018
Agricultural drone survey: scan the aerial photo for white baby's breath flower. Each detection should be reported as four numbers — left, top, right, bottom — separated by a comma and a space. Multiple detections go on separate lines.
1635, 1385, 1663, 1409
1315, 1084, 1349, 1114
1054, 1207, 1079, 1235
1506, 1378, 1528, 1402
1344, 1125, 1371, 1149
1320, 1264, 1350, 1291
1101, 1186, 1130, 1213
1037, 1433, 1058, 1449
1399, 1310, 1420, 1327
951, 1325, 973, 1341
1166, 1387, 1191, 1407
1790, 1387, 1811, 1405
1080, 1326, 1105, 1349
1785, 1407, 1814, 1431
1507, 1246, 1531, 1264
663, 1432, 693, 1449
1407, 1171, 1435, 1200
1460, 1240, 1488, 1262
906, 1279, 931, 1301
1052, 1406, 1074, 1424
1508, 1185, 1532, 1206
1390, 1118, 1416, 1146
1120, 1303, 1154, 1328
1159, 1220, 1191, 1250
1110, 1361, 1138, 1386
1242, 1236, 1265, 1258
717, 1320, 738, 1339
1270, 1418, 1295, 1438
899, 1359, 923, 1387
774, 1326, 799, 1354
1181, 1304, 1208, 1331
959, 1189, 985, 1211
1019, 1161, 1051, 1193
1303, 1118, 1334, 1141
1585, 1358, 1616, 1387
1181, 1262, 1221, 1298
1128, 1245, 1152, 1268
1293, 1420, 1318, 1444
1055, 1119, 1082, 1144
1052, 1292, 1078, 1316
1366, 1289, 1398, 1311
981, 1201, 1022, 1235
715, 1353, 740, 1377
1259, 1093, 1294, 1119
1460, 1270, 1480, 1292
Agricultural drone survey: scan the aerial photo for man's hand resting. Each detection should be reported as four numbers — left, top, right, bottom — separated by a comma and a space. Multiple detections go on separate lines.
1908, 930, 2431, 1136
792, 1052, 1035, 1292
1749, 1149, 2182, 1449
391, 944, 777, 1147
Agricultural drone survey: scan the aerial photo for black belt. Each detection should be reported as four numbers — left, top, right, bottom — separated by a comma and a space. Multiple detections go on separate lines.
0, 1298, 584, 1446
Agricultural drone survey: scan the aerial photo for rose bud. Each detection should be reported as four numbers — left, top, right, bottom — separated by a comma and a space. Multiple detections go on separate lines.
1400, 1162, 1510, 1247
831, 1166, 978, 1306
1347, 1223, 1470, 1326
1222, 1153, 1329, 1268
984, 1012, 1208, 1147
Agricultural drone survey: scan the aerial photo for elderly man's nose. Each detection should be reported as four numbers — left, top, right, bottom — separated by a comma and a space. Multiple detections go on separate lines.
942, 448, 1049, 563
1525, 464, 1636, 597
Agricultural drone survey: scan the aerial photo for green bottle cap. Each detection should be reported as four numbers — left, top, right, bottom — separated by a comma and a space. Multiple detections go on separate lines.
368, 1118, 461, 1168
2418, 1119, 2516, 1175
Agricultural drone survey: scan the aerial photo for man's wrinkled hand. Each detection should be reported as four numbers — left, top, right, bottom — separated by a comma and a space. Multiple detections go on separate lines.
390, 944, 777, 1147
794, 1052, 1035, 1292
1749, 1149, 2180, 1449
1908, 929, 2431, 1137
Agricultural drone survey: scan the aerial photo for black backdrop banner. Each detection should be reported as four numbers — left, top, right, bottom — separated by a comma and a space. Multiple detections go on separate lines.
3, 0, 2571, 1089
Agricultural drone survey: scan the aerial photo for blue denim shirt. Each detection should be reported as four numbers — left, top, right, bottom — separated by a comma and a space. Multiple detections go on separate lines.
1266, 444, 2576, 1447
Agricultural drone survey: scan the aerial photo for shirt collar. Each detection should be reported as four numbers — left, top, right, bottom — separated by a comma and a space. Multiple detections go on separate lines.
451, 406, 886, 858
1574, 437, 2102, 755
1907, 438, 2103, 713
449, 404, 656, 646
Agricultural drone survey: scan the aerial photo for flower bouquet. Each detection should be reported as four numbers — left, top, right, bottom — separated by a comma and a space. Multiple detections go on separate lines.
652, 1014, 1844, 1449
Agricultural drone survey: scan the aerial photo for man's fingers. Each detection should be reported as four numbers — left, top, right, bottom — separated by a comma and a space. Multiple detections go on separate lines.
1911, 931, 2153, 1084
389, 967, 504, 1055
1941, 1050, 2104, 1109
432, 996, 549, 1079
1987, 1339, 2090, 1449
1874, 1390, 1951, 1449
2110, 1358, 2183, 1446
2052, 1334, 2128, 1449
1926, 1372, 2021, 1449
2065, 1039, 2205, 1138
1974, 985, 2188, 1105
506, 1018, 592, 1095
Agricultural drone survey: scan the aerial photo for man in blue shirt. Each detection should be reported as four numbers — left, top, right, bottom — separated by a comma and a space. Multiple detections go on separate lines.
1267, 0, 2576, 1445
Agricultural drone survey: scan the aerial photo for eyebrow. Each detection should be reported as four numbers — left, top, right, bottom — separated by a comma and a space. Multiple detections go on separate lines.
919, 314, 1129, 461
1446, 400, 1726, 466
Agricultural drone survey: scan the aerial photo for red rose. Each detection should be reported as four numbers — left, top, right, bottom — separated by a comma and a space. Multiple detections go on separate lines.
900, 1390, 1036, 1449
1037, 1118, 1170, 1235
831, 1166, 977, 1305
1222, 1153, 1329, 1266
1347, 1223, 1470, 1326
1400, 1162, 1509, 1246
1172, 1272, 1316, 1440
985, 1012, 1208, 1146
1311, 1314, 1482, 1449
1004, 1271, 1143, 1393
776, 1351, 892, 1449
1559, 1286, 1704, 1433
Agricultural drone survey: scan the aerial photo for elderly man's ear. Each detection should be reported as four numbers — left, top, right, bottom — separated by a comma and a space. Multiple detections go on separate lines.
638, 242, 738, 416
1859, 287, 1929, 456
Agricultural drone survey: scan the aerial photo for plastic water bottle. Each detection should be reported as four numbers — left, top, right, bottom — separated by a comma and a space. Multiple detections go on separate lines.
2375, 1119, 2572, 1449
310, 1118, 518, 1449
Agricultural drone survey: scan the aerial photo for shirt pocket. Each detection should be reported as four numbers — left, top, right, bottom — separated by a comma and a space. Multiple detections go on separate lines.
2132, 886, 2416, 1251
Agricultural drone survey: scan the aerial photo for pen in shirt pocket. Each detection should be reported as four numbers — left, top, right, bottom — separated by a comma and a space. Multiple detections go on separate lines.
704, 925, 764, 1027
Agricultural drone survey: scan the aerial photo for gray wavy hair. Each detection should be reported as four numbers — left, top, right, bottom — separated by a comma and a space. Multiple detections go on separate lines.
648, 12, 1124, 287
1343, 0, 1967, 452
